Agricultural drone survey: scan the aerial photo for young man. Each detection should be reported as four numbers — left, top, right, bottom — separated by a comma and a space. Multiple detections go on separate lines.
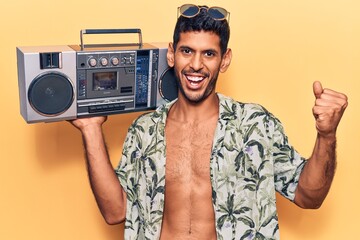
71, 4, 348, 240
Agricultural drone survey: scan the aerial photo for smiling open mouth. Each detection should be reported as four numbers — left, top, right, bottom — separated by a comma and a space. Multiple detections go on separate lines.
186, 75, 205, 85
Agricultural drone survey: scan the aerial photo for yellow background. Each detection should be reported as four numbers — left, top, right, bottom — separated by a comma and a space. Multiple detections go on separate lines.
1, 0, 359, 239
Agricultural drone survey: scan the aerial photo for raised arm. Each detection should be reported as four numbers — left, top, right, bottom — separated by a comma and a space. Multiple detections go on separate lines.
71, 116, 126, 224
294, 81, 348, 209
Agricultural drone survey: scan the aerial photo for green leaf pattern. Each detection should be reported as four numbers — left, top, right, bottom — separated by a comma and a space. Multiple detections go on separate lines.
116, 94, 306, 239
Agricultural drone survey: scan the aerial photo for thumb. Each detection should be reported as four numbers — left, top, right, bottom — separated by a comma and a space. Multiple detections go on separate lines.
313, 81, 323, 99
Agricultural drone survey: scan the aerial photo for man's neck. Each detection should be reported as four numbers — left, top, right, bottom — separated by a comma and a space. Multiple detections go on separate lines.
168, 93, 219, 123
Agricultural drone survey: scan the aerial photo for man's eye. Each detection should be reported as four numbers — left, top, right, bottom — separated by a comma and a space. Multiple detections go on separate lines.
182, 49, 192, 54
205, 51, 215, 57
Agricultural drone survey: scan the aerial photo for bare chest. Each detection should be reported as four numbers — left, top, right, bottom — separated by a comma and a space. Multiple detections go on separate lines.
165, 118, 217, 183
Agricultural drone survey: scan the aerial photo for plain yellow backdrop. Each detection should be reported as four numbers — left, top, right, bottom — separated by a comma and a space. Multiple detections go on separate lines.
1, 0, 359, 239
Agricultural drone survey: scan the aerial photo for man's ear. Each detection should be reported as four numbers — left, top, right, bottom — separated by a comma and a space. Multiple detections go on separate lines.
220, 48, 232, 73
167, 43, 175, 67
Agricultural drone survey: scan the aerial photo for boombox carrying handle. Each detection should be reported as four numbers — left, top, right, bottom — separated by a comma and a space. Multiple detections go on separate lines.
80, 29, 143, 50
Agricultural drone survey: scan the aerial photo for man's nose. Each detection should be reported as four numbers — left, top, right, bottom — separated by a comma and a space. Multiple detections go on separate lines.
189, 53, 204, 71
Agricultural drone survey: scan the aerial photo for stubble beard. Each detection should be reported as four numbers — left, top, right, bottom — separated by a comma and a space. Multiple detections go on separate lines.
176, 69, 220, 104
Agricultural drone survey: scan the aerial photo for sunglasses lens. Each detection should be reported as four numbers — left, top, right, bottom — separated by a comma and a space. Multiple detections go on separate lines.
178, 5, 229, 21
179, 4, 199, 17
208, 7, 228, 20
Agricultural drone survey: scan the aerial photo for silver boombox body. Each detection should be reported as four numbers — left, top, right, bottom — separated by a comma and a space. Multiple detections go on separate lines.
16, 29, 178, 123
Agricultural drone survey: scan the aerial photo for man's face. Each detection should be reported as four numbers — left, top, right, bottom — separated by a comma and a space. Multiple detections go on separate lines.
168, 31, 231, 104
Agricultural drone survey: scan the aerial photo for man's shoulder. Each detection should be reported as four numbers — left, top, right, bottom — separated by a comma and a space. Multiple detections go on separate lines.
218, 93, 271, 119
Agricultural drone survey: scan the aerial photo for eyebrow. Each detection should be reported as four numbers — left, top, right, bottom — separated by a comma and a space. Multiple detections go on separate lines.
178, 45, 220, 54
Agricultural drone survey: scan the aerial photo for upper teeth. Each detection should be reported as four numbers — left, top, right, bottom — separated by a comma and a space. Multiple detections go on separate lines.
187, 76, 204, 82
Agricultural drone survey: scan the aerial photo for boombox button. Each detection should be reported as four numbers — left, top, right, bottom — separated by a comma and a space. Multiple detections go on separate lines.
129, 56, 134, 64
89, 106, 97, 112
152, 70, 158, 80
89, 104, 125, 113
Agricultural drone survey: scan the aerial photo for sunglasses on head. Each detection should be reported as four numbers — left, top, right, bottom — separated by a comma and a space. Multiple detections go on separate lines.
178, 4, 230, 22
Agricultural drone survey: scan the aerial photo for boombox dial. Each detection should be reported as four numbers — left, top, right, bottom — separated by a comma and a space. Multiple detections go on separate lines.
111, 57, 119, 66
100, 57, 108, 66
88, 57, 97, 67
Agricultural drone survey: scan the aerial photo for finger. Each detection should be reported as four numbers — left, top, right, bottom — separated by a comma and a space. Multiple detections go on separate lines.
313, 81, 323, 99
315, 88, 348, 109
313, 105, 338, 115
312, 106, 326, 120
315, 99, 340, 108
312, 105, 338, 121
323, 88, 348, 100
315, 94, 348, 106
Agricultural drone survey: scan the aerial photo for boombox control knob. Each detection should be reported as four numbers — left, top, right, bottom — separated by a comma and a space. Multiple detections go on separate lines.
100, 57, 108, 66
88, 57, 97, 67
111, 57, 119, 66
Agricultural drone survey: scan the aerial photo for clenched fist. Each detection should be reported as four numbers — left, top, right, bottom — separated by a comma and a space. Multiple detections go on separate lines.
312, 81, 348, 138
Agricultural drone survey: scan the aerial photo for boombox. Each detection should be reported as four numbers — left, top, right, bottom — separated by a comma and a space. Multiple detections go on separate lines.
16, 29, 178, 123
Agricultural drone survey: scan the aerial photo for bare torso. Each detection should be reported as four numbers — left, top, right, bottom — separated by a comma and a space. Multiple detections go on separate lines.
160, 113, 218, 240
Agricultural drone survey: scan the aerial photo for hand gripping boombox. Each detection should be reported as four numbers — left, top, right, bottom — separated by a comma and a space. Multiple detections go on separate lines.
16, 29, 178, 123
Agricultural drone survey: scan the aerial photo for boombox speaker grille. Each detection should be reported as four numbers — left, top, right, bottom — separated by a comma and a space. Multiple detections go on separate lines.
28, 72, 74, 116
159, 67, 178, 102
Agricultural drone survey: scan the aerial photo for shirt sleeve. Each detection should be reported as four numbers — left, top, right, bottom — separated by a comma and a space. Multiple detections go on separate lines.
268, 113, 307, 201
114, 124, 137, 191
115, 143, 129, 191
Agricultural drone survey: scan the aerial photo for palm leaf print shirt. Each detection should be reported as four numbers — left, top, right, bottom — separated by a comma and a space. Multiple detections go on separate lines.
116, 93, 306, 240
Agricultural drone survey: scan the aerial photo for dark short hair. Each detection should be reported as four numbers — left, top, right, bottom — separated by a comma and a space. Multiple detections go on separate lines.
173, 6, 230, 56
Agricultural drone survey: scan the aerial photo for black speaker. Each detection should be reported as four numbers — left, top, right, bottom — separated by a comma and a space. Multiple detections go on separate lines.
153, 43, 179, 106
159, 67, 178, 102
28, 72, 74, 116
